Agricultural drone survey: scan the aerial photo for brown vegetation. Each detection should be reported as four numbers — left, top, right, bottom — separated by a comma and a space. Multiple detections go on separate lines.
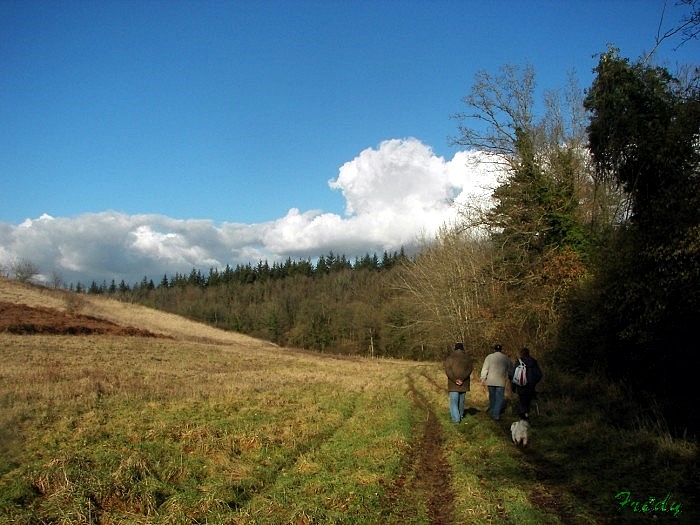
0, 301, 164, 336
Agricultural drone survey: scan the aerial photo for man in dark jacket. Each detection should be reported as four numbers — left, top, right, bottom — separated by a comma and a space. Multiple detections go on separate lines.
512, 347, 542, 420
444, 342, 473, 423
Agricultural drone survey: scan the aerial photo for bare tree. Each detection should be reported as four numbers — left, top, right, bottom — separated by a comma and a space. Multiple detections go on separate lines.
51, 270, 64, 289
12, 258, 40, 283
645, 0, 700, 61
396, 226, 496, 351
451, 64, 536, 171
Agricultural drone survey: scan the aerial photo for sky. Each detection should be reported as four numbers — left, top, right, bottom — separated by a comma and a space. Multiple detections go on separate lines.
1, 0, 697, 286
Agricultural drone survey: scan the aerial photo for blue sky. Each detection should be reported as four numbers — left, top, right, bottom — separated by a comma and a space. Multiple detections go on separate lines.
1, 0, 697, 285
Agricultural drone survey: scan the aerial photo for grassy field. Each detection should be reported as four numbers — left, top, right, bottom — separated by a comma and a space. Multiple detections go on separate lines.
0, 280, 697, 524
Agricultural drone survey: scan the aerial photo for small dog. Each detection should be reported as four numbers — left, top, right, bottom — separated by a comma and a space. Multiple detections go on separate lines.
511, 419, 530, 447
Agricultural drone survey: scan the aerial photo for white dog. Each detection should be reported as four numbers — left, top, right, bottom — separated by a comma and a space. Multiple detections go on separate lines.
511, 419, 530, 446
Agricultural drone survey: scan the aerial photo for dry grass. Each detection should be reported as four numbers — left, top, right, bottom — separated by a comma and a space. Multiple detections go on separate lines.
0, 278, 69, 310
0, 332, 423, 523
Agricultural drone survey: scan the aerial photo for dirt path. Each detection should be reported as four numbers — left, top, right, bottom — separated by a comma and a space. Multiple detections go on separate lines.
386, 374, 455, 524
417, 401, 455, 524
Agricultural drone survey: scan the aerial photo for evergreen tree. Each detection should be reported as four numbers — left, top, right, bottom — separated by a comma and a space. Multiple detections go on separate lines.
573, 49, 700, 435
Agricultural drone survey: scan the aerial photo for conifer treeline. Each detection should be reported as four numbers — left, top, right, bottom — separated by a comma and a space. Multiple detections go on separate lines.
79, 249, 436, 359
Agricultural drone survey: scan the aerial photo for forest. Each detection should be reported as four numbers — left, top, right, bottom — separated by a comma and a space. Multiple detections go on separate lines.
71, 49, 700, 438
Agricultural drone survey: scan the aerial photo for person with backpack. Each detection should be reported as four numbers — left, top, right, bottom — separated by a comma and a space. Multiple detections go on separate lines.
444, 342, 473, 423
480, 343, 511, 420
511, 347, 543, 420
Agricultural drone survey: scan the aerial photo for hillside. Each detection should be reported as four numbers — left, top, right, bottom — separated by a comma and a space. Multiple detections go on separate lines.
1, 277, 697, 523
0, 277, 276, 348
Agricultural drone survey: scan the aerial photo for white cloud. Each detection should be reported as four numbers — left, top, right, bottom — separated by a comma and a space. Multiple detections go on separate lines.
330, 138, 451, 215
0, 138, 501, 285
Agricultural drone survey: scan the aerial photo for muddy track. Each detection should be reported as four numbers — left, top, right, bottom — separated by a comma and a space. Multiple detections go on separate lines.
412, 369, 577, 524
386, 373, 455, 524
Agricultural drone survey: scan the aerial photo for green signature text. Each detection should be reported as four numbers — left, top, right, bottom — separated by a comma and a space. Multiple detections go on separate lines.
615, 491, 682, 517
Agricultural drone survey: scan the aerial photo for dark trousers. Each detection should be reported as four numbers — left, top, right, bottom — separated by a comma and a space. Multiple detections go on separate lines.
517, 387, 536, 419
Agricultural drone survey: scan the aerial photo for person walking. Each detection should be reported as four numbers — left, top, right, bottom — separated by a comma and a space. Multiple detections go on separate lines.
480, 344, 511, 420
512, 347, 542, 420
444, 342, 473, 423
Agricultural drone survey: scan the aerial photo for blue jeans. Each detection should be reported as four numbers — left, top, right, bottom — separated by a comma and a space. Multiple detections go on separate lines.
449, 391, 466, 422
488, 386, 505, 420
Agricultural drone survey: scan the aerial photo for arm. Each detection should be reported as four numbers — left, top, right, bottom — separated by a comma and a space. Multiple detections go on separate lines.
480, 356, 489, 383
445, 355, 467, 385
531, 359, 543, 384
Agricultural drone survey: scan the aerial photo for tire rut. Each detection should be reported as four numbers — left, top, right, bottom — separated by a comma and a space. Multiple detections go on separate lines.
229, 392, 363, 513
386, 372, 455, 525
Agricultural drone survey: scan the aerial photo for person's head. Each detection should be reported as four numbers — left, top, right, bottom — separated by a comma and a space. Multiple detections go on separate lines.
520, 347, 530, 358
455, 342, 465, 351
494, 344, 503, 353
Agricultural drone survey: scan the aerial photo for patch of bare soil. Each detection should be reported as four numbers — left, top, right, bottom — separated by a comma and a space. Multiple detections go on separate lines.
386, 374, 455, 525
0, 277, 276, 346
0, 301, 165, 337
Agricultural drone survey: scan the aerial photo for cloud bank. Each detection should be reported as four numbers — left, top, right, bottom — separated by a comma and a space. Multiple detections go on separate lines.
0, 138, 500, 286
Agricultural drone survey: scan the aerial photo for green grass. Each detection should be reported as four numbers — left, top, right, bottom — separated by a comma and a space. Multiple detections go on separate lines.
1, 334, 698, 524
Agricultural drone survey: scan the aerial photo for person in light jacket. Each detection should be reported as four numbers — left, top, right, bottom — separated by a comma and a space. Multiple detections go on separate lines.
480, 343, 511, 420
444, 342, 473, 423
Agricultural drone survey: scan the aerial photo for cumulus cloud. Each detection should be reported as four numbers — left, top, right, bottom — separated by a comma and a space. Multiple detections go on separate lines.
262, 139, 499, 256
0, 138, 501, 286
331, 138, 451, 215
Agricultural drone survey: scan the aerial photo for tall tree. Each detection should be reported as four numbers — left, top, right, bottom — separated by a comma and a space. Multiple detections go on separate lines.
580, 49, 700, 435
586, 49, 699, 231
452, 65, 593, 349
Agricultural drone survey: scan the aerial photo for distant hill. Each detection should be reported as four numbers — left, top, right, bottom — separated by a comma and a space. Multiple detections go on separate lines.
0, 277, 276, 349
